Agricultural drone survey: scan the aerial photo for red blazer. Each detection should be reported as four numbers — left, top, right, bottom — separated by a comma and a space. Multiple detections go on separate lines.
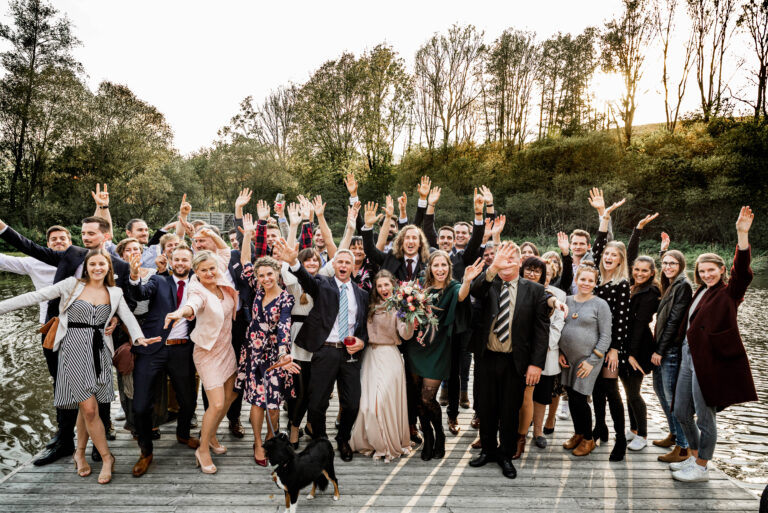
680, 246, 757, 410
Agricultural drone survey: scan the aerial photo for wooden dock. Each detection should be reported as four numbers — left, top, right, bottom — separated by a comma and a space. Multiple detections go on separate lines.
0, 392, 760, 512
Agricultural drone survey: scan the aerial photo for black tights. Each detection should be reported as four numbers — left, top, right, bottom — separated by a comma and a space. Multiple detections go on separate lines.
567, 388, 592, 440
592, 376, 625, 438
411, 373, 443, 437
620, 373, 647, 437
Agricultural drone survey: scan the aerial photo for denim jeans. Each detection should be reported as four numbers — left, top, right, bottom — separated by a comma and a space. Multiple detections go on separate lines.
673, 342, 717, 460
652, 351, 688, 448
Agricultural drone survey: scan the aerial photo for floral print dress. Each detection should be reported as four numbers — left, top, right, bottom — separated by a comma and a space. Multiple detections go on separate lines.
235, 262, 295, 409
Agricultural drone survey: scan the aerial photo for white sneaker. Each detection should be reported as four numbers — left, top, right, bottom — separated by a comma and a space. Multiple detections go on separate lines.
672, 464, 709, 482
115, 406, 126, 421
627, 436, 647, 451
556, 402, 570, 420
626, 430, 636, 442
669, 456, 696, 471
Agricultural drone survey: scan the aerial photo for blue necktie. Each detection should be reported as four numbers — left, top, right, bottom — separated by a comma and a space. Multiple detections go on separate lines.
338, 283, 349, 339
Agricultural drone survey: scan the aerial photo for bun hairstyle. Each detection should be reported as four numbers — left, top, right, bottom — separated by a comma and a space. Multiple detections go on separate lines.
694, 252, 727, 287
575, 261, 600, 283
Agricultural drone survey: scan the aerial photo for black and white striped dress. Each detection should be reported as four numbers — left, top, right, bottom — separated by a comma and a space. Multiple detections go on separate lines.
54, 300, 113, 409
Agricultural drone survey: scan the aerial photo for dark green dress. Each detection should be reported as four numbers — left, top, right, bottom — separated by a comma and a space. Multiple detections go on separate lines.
405, 280, 463, 380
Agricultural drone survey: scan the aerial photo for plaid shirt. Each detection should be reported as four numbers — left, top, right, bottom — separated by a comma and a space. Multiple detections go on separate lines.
300, 221, 314, 251
254, 220, 269, 257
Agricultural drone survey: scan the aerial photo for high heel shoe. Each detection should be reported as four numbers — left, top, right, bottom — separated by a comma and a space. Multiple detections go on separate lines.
73, 448, 91, 477
97, 453, 115, 484
195, 449, 217, 474
211, 444, 227, 455
592, 423, 609, 444
253, 443, 267, 467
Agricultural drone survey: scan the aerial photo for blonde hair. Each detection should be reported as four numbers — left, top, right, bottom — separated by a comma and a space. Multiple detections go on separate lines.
542, 250, 562, 278
191, 250, 218, 272
694, 253, 727, 287
254, 256, 281, 273
599, 241, 629, 285
115, 237, 139, 258
575, 263, 600, 284
425, 250, 454, 289
392, 225, 430, 261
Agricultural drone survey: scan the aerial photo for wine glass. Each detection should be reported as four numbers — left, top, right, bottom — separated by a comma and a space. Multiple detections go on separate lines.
344, 336, 357, 363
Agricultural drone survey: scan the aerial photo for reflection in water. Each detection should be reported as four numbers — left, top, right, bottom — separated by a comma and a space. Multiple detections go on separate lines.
0, 273, 766, 486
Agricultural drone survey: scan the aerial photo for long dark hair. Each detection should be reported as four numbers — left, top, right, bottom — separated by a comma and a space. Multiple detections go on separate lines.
630, 255, 660, 295
660, 250, 687, 297
368, 270, 397, 320
81, 248, 116, 287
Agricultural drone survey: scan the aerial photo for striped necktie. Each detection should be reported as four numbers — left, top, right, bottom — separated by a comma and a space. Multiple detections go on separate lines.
494, 281, 512, 343
338, 283, 349, 339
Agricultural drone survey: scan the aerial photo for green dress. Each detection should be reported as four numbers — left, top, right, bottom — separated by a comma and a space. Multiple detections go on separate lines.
405, 280, 463, 381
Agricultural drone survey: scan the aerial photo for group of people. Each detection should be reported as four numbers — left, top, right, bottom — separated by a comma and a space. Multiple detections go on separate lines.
0, 176, 757, 485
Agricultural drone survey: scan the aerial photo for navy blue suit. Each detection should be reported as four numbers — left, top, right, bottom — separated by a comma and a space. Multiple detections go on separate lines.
129, 273, 196, 455
291, 264, 369, 442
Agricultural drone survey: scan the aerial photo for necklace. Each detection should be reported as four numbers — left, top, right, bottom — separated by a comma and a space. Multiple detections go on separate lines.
570, 296, 593, 319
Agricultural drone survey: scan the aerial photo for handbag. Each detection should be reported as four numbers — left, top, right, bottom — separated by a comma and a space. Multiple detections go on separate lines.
112, 341, 135, 375
38, 281, 79, 350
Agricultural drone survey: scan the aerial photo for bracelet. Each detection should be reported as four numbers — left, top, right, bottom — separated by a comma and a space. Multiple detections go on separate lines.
593, 349, 604, 359
486, 203, 493, 207
98, 206, 108, 209
474, 211, 482, 216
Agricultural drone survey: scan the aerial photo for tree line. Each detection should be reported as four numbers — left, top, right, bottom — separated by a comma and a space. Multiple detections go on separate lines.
1, 0, 766, 250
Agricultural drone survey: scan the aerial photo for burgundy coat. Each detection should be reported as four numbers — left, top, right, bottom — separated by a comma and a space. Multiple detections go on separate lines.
680, 246, 757, 410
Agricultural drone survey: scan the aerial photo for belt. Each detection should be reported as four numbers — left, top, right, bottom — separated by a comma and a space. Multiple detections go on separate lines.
292, 314, 308, 323
324, 341, 345, 349
68, 322, 105, 376
166, 338, 189, 346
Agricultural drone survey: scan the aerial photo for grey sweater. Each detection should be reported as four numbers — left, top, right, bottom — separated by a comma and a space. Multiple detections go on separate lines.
559, 296, 612, 395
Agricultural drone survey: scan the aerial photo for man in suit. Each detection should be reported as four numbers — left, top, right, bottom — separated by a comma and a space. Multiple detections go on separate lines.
276, 240, 369, 462
0, 216, 133, 465
468, 241, 550, 479
127, 245, 200, 477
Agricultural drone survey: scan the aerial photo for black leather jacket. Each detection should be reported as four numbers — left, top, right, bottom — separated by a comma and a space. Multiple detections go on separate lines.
654, 274, 693, 356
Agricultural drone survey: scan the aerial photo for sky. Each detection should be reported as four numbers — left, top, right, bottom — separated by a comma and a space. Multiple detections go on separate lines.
2, 0, 755, 154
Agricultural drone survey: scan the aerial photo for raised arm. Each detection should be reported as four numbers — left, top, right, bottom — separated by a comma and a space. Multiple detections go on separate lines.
628, 213, 659, 268
397, 192, 408, 229
275, 238, 320, 299
556, 231, 574, 293
361, 202, 387, 265
423, 187, 440, 249
313, 196, 336, 257
728, 206, 754, 301
285, 203, 301, 250
459, 258, 484, 302
0, 277, 75, 316
0, 222, 63, 267
413, 176, 430, 228
462, 188, 486, 263
376, 195, 395, 251
91, 183, 113, 241
240, 213, 256, 266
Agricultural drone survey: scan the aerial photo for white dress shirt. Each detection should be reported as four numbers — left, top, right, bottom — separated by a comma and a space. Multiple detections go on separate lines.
0, 254, 57, 323
327, 277, 358, 342
168, 275, 190, 340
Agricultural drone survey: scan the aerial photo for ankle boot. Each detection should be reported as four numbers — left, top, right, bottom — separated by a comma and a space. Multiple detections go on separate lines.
653, 432, 676, 448
592, 423, 609, 444
432, 426, 446, 459
609, 433, 626, 461
658, 445, 689, 463
420, 417, 434, 461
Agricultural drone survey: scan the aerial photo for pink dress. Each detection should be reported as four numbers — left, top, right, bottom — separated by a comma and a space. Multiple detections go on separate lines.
193, 293, 237, 390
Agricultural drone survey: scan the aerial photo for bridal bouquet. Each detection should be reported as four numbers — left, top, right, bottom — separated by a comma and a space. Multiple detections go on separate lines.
383, 280, 440, 346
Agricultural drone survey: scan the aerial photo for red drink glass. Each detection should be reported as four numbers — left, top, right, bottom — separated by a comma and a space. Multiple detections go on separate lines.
344, 336, 357, 363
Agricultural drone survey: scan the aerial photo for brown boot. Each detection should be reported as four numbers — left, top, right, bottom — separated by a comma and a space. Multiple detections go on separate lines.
132, 453, 153, 477
563, 434, 583, 450
471, 436, 482, 449
658, 445, 689, 463
512, 435, 526, 460
176, 435, 201, 449
652, 433, 675, 448
572, 438, 596, 457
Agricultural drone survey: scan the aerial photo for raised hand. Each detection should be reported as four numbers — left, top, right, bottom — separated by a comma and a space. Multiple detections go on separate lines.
428, 187, 441, 206
491, 215, 506, 236
235, 188, 252, 210
179, 216, 194, 236
312, 195, 326, 217
274, 200, 285, 219
397, 192, 407, 215
637, 212, 659, 230
363, 201, 380, 228
384, 195, 394, 217
588, 187, 605, 214
274, 238, 298, 265
179, 193, 192, 218
286, 203, 301, 226
242, 212, 255, 234
479, 185, 493, 205
128, 252, 141, 280
463, 258, 484, 283
155, 254, 167, 274
473, 187, 485, 212
347, 202, 361, 227
344, 173, 358, 197
604, 197, 626, 216
491, 241, 517, 272
297, 195, 311, 220
736, 206, 754, 233
91, 183, 109, 207
660, 231, 670, 252
417, 176, 431, 200
256, 199, 270, 221
557, 231, 570, 255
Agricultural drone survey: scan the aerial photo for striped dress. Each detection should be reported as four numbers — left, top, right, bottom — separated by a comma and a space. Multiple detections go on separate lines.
54, 300, 113, 409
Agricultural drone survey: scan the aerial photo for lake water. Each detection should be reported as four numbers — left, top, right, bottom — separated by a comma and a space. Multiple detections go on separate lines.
0, 272, 766, 492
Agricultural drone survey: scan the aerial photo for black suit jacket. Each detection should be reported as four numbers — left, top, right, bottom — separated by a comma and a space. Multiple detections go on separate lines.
469, 272, 550, 376
290, 264, 369, 353
361, 228, 426, 283
0, 226, 135, 320
422, 212, 491, 280
128, 273, 195, 355
228, 249, 254, 322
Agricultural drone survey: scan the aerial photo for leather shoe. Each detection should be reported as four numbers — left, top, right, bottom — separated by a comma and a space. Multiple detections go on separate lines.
572, 438, 596, 457
33, 442, 73, 466
534, 435, 548, 449
471, 437, 482, 449
106, 422, 116, 441
512, 435, 526, 460
459, 391, 470, 409
469, 452, 496, 467
152, 429, 161, 440
470, 414, 480, 429
409, 425, 422, 445
499, 458, 517, 479
543, 427, 555, 435
177, 435, 201, 449
563, 434, 583, 450
132, 453, 153, 477
448, 418, 460, 436
44, 431, 61, 449
229, 420, 245, 439
91, 446, 102, 462
337, 441, 353, 462
653, 433, 676, 448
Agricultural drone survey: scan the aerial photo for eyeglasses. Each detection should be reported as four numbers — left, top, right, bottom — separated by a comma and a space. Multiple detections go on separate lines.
524, 268, 543, 276
661, 261, 679, 267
